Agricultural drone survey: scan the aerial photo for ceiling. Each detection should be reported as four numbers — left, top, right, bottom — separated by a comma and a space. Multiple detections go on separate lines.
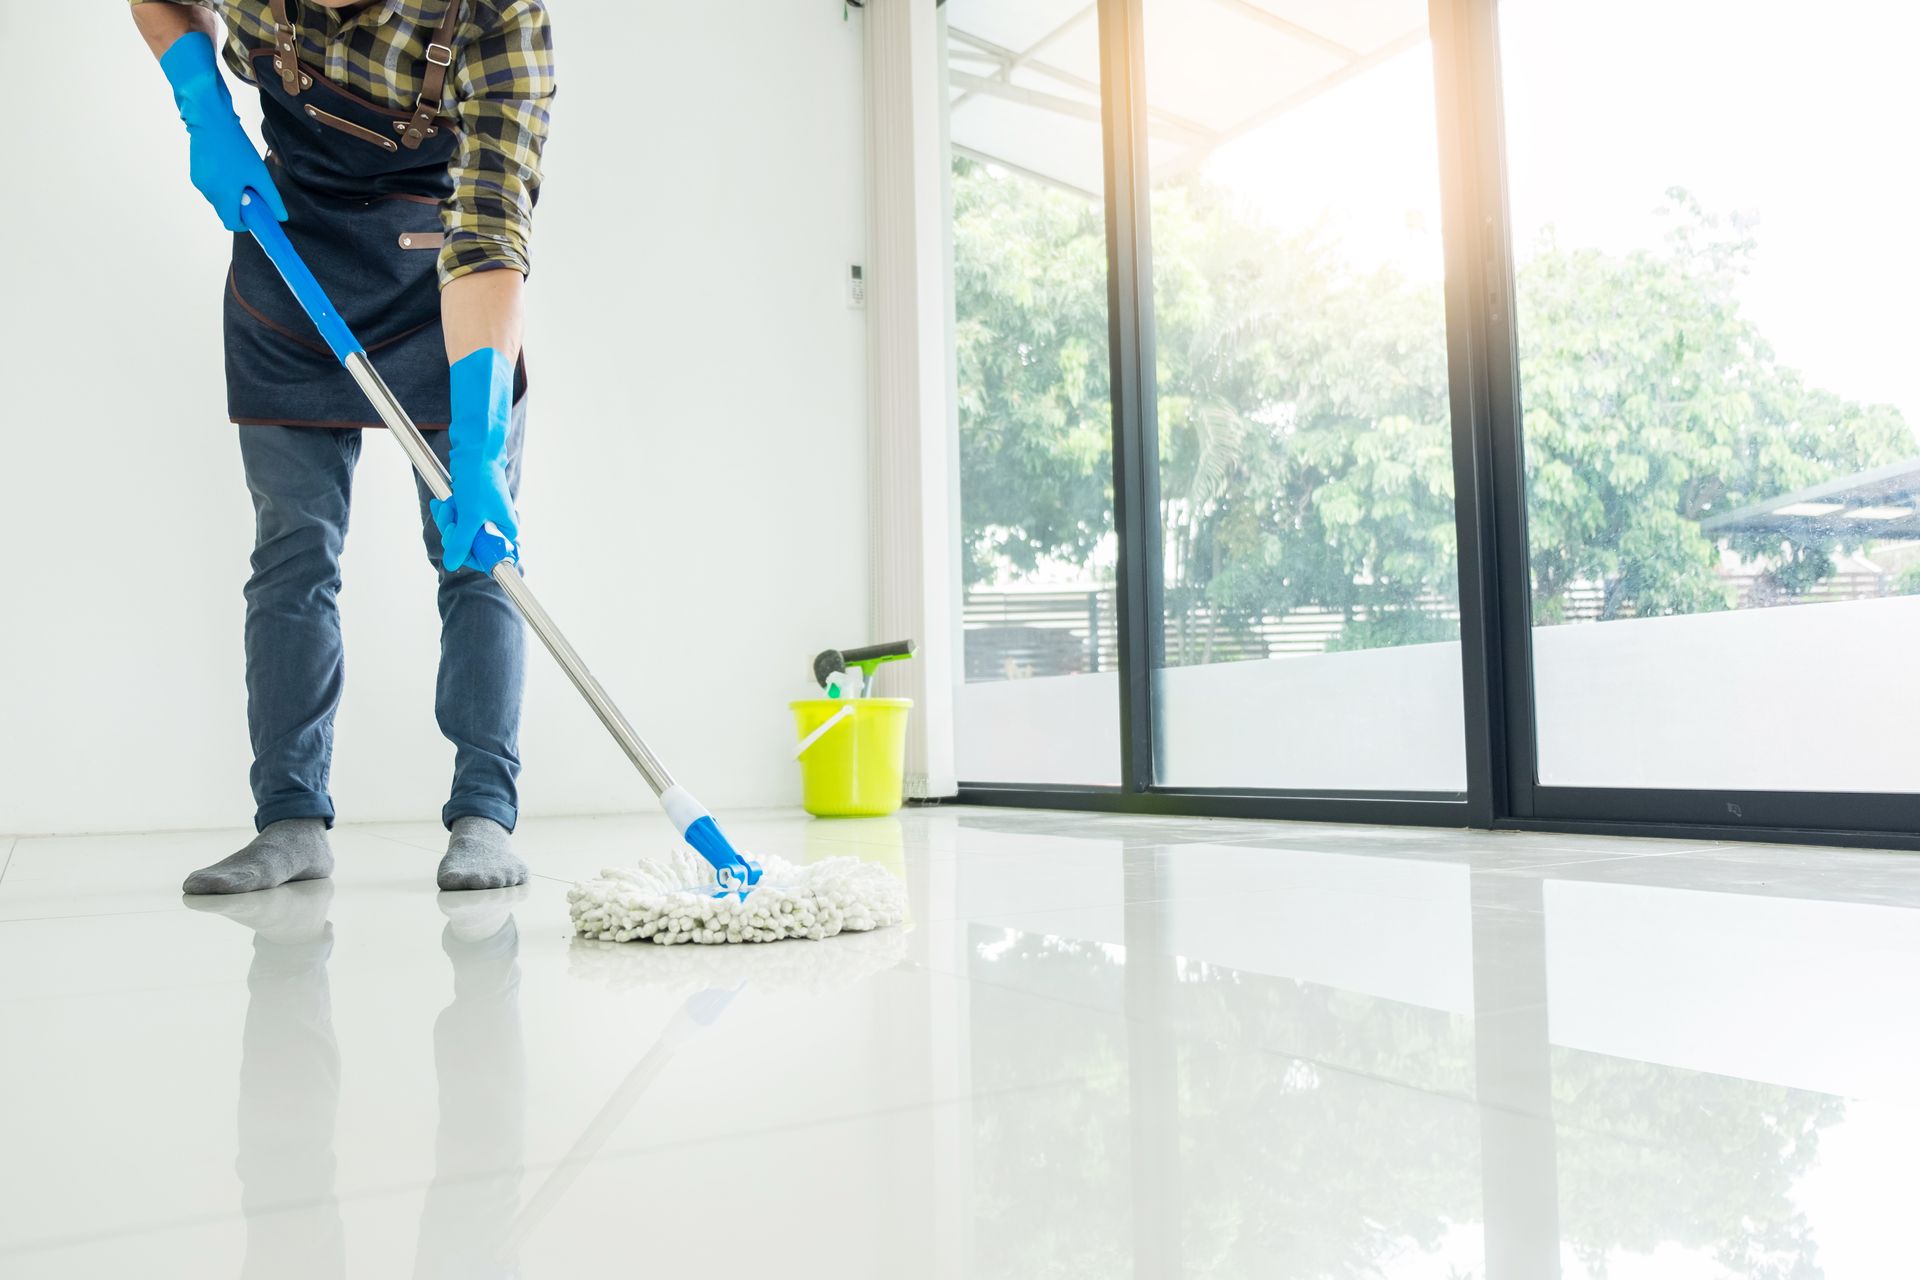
945, 0, 1429, 197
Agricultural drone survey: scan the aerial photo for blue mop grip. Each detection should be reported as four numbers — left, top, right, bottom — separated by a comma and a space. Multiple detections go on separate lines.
470, 526, 518, 570
682, 815, 764, 897
239, 189, 363, 364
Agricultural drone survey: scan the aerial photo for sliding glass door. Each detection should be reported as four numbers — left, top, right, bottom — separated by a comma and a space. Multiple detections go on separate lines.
1499, 0, 1920, 800
940, 0, 1920, 845
945, 3, 1119, 785
1138, 0, 1465, 792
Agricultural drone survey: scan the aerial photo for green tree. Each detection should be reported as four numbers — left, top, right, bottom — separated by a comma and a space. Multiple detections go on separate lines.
952, 156, 1115, 589
1518, 190, 1910, 623
953, 162, 1913, 655
1150, 181, 1458, 658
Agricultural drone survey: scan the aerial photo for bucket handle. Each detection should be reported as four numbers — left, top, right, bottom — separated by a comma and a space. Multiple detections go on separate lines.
793, 703, 856, 760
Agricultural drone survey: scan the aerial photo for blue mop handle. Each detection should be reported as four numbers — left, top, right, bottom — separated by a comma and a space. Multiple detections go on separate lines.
237, 189, 514, 568
239, 190, 363, 362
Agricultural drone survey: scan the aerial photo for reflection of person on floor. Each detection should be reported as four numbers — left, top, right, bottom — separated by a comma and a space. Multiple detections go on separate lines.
197, 885, 528, 1277
190, 881, 345, 1280
415, 895, 527, 1280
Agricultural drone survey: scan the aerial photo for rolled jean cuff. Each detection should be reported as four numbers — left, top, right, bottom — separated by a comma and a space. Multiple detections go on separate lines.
255, 798, 336, 833
442, 796, 518, 833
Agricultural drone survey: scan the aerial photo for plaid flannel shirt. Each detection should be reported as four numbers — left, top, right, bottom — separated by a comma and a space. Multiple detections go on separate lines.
134, 0, 553, 285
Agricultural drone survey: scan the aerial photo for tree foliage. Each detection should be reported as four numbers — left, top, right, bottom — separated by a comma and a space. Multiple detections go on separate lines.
953, 161, 1912, 651
953, 157, 1114, 590
1518, 191, 1910, 622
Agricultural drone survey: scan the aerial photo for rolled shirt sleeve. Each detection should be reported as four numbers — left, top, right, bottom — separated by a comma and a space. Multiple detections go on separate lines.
440, 0, 555, 286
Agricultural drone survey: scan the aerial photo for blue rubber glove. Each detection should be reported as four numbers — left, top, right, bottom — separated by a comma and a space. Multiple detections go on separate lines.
159, 32, 288, 232
431, 348, 521, 573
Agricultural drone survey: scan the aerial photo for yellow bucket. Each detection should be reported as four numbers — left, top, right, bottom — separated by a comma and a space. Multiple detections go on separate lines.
791, 698, 913, 817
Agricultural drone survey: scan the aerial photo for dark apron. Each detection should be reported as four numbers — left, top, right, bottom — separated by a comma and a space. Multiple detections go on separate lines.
224, 0, 472, 428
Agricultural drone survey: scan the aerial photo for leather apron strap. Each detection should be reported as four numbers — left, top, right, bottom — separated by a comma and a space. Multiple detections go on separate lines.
401, 0, 464, 151
267, 0, 305, 97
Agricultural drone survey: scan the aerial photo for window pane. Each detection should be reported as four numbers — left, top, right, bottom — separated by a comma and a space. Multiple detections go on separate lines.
1140, 0, 1466, 792
945, 4, 1119, 785
1503, 0, 1920, 792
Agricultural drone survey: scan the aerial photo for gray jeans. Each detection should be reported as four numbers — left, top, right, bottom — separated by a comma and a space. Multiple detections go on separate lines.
237, 413, 526, 832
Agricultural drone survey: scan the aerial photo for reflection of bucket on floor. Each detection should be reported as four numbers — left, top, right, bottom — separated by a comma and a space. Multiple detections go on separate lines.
805, 814, 910, 927
804, 813, 904, 871
791, 698, 913, 817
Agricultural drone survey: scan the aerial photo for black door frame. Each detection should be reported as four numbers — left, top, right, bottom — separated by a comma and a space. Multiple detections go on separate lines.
955, 0, 1920, 851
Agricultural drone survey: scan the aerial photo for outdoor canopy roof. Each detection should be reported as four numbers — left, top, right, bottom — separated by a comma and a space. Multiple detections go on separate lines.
945, 0, 1428, 198
1703, 456, 1920, 543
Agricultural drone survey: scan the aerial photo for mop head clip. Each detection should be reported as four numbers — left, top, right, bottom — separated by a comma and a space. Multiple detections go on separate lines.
568, 849, 907, 945
681, 814, 763, 899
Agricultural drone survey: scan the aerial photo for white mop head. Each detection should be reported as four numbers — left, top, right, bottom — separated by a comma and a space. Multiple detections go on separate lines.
568, 849, 907, 946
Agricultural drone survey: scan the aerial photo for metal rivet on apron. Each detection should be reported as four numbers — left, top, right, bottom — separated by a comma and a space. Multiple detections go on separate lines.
401, 236, 413, 248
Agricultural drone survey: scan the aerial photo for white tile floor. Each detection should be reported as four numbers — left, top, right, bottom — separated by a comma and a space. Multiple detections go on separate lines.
3, 808, 1918, 1278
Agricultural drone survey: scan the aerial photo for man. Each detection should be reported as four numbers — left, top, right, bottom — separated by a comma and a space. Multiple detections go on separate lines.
130, 0, 555, 894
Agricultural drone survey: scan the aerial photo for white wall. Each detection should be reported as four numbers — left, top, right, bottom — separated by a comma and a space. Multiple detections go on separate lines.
0, 1, 870, 835
956, 596, 1920, 794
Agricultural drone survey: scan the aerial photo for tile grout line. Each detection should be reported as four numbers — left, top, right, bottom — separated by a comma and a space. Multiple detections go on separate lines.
354, 827, 445, 857
0, 838, 16, 887
1493, 845, 1731, 873
0, 906, 185, 928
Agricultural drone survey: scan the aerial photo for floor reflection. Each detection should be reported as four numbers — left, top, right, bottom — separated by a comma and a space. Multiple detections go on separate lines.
414, 894, 527, 1280
190, 881, 345, 1280
951, 856, 1855, 1279
145, 812, 1897, 1278
196, 886, 533, 1279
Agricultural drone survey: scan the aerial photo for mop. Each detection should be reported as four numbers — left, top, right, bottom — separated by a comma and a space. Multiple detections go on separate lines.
237, 192, 903, 925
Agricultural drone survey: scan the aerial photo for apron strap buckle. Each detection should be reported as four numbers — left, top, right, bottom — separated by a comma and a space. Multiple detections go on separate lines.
272, 22, 304, 96
400, 2, 464, 151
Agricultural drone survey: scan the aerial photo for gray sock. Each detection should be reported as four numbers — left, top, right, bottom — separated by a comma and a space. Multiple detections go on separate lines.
438, 817, 529, 892
183, 818, 334, 896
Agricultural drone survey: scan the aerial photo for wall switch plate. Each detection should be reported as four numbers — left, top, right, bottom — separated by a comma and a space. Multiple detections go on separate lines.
847, 263, 866, 308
